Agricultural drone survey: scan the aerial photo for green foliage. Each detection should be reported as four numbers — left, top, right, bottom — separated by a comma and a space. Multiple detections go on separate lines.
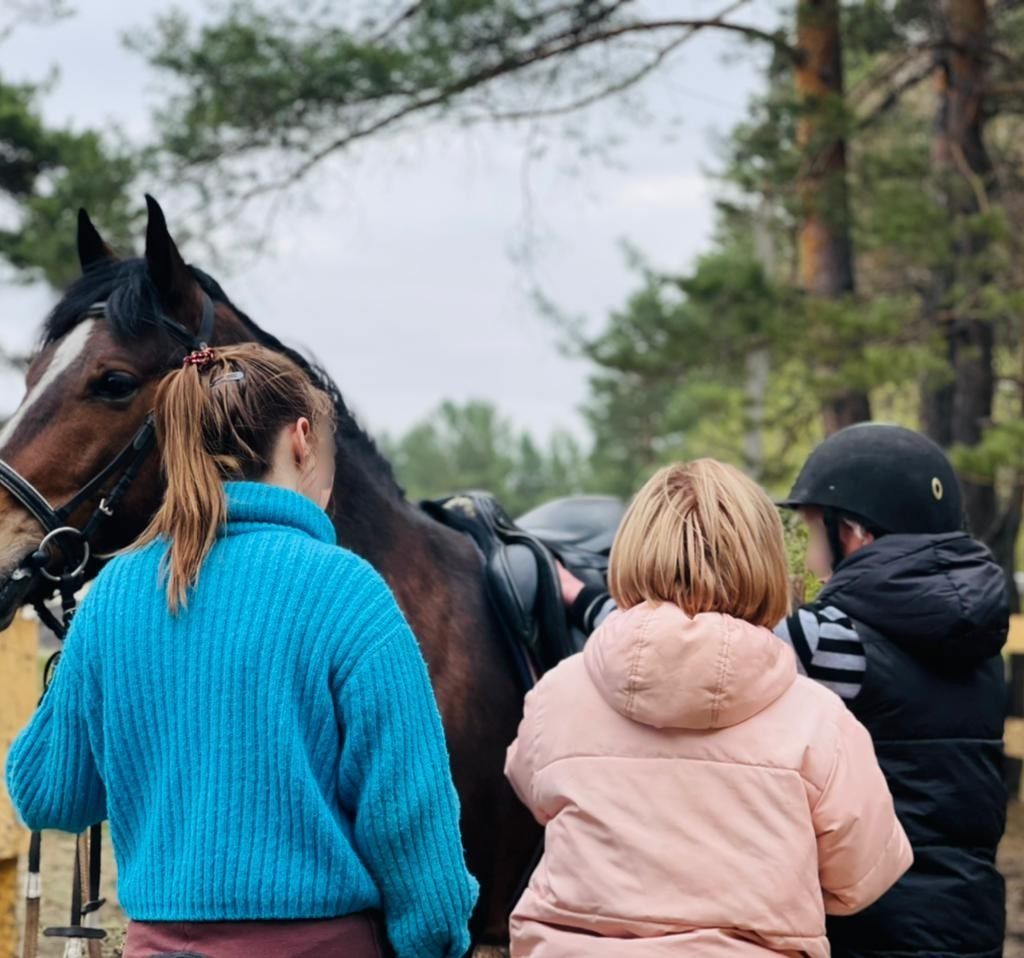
382, 399, 587, 515
133, 0, 1023, 590
954, 420, 1024, 479
0, 17, 140, 286
0, 121, 140, 288
134, 0, 653, 192
580, 247, 769, 496
576, 228, 947, 500
782, 509, 821, 605
571, 0, 1023, 591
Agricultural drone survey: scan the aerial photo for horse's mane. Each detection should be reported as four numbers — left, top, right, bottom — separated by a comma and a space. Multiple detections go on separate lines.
44, 259, 404, 497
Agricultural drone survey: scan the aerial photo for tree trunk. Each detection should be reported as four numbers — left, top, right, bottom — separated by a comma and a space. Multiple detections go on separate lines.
795, 0, 871, 434
920, 0, 1017, 605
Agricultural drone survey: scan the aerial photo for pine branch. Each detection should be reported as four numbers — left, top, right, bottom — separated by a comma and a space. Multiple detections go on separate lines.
238, 13, 796, 198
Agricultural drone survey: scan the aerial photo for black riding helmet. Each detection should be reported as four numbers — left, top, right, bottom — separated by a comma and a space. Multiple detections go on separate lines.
780, 423, 964, 568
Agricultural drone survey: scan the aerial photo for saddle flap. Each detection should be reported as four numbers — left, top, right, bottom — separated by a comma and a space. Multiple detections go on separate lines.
422, 492, 582, 682
487, 543, 538, 645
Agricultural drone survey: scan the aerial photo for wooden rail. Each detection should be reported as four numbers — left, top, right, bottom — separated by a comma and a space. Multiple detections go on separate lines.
0, 615, 38, 958
1007, 615, 1024, 802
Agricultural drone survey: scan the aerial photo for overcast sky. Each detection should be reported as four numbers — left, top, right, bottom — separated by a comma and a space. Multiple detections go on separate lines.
0, 0, 774, 443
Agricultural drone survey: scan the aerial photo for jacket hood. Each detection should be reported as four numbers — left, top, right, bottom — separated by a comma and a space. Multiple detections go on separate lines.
582, 602, 797, 730
818, 532, 1008, 669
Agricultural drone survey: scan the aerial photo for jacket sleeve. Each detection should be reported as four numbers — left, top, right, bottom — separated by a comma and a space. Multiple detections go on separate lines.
505, 686, 552, 825
5, 602, 106, 833
568, 586, 617, 637
336, 583, 478, 958
813, 707, 913, 916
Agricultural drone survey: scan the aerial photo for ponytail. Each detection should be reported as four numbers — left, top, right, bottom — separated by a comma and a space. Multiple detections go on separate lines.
134, 343, 334, 612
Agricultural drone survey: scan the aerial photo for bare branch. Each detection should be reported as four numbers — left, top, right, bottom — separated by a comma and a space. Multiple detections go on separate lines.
369, 1, 428, 42
464, 0, 752, 123
924, 37, 1024, 68
849, 46, 927, 101
857, 60, 937, 130
950, 141, 992, 212
237, 11, 794, 199
589, 17, 796, 56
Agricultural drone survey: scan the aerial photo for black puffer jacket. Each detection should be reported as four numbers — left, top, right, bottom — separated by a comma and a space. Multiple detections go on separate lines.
817, 532, 1009, 958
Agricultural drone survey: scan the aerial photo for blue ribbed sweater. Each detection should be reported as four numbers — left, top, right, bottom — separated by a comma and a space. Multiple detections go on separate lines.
6, 482, 478, 958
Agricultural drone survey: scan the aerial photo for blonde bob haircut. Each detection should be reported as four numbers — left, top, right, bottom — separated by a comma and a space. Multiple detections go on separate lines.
609, 459, 790, 629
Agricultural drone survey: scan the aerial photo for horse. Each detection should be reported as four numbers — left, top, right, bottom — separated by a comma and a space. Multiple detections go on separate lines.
0, 196, 538, 945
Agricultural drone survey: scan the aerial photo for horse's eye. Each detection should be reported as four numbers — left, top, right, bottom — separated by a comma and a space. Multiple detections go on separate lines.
91, 371, 139, 401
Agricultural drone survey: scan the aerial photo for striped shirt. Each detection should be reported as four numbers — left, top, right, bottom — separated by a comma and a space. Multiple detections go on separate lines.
570, 590, 867, 702
569, 585, 619, 635
773, 604, 866, 700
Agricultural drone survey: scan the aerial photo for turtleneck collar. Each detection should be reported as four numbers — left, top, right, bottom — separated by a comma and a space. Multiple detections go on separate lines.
223, 481, 336, 545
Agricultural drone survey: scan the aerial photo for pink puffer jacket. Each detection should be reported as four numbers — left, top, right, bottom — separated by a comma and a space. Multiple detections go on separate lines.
505, 602, 912, 957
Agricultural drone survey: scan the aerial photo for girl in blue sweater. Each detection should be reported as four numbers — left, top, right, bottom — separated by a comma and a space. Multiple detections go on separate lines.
6, 343, 477, 958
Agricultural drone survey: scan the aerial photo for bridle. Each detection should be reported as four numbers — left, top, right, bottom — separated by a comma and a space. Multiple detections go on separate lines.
3, 292, 215, 958
0, 293, 215, 639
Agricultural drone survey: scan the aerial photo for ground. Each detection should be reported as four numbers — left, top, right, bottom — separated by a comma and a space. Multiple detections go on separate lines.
15, 802, 1024, 956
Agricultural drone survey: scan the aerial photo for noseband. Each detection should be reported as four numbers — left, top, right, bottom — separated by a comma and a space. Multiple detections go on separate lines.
0, 293, 215, 636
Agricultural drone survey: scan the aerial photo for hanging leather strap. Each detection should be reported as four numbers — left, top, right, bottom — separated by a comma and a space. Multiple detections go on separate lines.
21, 831, 41, 958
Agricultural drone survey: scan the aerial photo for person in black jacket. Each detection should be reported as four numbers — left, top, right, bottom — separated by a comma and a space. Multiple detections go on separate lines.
559, 424, 1009, 958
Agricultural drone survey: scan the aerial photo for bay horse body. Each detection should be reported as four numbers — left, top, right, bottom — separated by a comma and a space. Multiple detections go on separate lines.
0, 198, 536, 944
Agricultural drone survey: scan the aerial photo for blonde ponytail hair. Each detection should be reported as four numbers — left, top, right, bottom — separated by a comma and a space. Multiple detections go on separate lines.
134, 343, 334, 612
609, 459, 790, 629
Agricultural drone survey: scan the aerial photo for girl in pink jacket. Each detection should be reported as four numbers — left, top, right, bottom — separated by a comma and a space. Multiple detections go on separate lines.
505, 459, 912, 957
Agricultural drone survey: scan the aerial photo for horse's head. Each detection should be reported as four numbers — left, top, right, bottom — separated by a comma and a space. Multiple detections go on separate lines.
0, 196, 252, 628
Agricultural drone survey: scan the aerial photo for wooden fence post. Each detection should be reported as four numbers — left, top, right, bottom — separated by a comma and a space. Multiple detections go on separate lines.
1007, 614, 1024, 802
0, 614, 38, 958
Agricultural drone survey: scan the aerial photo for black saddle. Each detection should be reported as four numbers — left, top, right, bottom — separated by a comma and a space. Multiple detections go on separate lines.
518, 496, 625, 586
422, 492, 624, 688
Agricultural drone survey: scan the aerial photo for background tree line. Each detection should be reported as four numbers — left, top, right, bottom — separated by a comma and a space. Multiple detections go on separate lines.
2, 0, 1022, 605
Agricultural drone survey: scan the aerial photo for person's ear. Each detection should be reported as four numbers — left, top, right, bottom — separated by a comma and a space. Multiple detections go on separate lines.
290, 417, 313, 467
839, 520, 873, 555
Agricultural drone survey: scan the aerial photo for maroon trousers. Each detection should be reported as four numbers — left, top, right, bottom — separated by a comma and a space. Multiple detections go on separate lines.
123, 912, 392, 958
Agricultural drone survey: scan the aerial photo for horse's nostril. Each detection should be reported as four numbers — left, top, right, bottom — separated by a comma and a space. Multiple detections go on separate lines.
10, 550, 50, 581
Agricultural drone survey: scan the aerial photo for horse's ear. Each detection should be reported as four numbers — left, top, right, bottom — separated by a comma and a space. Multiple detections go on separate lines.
77, 208, 115, 272
144, 194, 193, 307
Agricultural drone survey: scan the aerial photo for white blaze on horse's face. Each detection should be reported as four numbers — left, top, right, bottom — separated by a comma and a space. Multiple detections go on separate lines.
0, 320, 98, 450
0, 320, 99, 582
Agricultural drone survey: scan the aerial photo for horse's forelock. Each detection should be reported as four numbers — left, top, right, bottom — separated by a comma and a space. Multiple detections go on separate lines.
43, 259, 161, 346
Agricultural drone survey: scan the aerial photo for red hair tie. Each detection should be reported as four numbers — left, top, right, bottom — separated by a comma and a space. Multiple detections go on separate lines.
183, 347, 216, 370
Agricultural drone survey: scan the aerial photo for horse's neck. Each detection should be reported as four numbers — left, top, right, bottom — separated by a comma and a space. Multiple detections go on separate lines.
329, 448, 475, 610
330, 465, 408, 574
